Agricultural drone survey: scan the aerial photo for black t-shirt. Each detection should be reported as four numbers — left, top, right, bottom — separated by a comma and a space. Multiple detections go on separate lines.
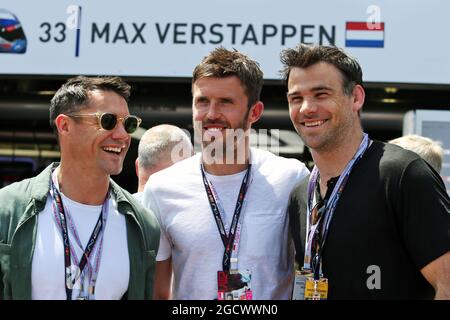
288, 141, 450, 299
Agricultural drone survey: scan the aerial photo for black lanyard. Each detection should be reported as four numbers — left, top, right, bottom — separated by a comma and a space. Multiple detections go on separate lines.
50, 180, 106, 300
201, 164, 251, 271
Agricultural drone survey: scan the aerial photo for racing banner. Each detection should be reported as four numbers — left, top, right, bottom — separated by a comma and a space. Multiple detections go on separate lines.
0, 0, 449, 84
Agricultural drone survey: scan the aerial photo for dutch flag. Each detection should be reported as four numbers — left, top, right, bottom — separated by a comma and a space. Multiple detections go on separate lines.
345, 22, 384, 48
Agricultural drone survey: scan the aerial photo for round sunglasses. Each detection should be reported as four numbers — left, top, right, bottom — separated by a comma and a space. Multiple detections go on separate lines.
66, 112, 142, 134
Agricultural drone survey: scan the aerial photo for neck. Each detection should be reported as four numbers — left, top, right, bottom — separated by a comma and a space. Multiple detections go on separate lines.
137, 165, 169, 192
203, 162, 249, 176
137, 182, 146, 193
137, 172, 150, 193
311, 130, 364, 185
57, 162, 110, 205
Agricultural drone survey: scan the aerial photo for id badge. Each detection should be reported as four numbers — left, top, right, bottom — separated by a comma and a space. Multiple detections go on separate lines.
304, 276, 328, 300
217, 269, 252, 300
292, 269, 313, 300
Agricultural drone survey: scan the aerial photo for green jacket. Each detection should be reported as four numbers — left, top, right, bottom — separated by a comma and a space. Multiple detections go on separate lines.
0, 163, 160, 300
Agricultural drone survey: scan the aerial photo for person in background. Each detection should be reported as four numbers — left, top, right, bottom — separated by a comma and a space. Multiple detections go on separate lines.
389, 134, 444, 173
134, 124, 193, 202
283, 44, 449, 300
0, 76, 160, 300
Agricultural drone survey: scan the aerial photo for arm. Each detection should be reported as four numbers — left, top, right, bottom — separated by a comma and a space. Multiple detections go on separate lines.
142, 184, 174, 300
288, 176, 309, 267
153, 258, 173, 300
399, 158, 450, 299
421, 251, 450, 300
151, 227, 173, 300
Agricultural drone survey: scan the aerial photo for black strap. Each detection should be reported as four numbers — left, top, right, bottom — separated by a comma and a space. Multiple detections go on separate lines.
51, 181, 105, 300
201, 165, 251, 271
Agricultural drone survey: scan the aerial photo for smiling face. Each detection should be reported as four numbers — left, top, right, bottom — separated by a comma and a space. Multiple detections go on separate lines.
192, 76, 262, 163
287, 62, 364, 153
60, 90, 131, 177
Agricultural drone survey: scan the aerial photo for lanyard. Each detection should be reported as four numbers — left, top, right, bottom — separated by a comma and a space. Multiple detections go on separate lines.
304, 133, 371, 279
201, 164, 251, 272
50, 170, 109, 300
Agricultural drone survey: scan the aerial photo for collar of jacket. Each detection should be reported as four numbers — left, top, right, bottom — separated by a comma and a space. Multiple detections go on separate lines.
26, 163, 140, 219
10, 162, 152, 300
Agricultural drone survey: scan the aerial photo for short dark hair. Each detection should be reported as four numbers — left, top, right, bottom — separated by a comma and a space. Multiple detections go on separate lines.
192, 47, 263, 108
280, 44, 363, 95
49, 76, 131, 133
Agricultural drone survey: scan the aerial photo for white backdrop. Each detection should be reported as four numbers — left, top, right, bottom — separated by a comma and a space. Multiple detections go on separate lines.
1, 0, 449, 84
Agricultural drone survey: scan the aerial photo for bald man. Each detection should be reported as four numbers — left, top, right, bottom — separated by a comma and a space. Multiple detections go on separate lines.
134, 124, 194, 201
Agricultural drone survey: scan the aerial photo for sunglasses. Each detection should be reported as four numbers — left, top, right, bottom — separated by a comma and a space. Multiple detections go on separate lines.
66, 112, 142, 134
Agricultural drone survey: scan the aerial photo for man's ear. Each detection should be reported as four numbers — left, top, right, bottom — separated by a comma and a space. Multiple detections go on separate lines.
248, 101, 264, 125
135, 158, 139, 177
54, 114, 71, 136
351, 84, 365, 113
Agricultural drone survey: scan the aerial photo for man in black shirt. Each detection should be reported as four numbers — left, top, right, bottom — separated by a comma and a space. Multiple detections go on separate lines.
281, 44, 450, 299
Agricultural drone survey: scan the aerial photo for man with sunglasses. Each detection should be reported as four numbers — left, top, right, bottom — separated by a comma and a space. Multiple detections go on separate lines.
283, 44, 450, 299
143, 47, 309, 300
0, 76, 160, 300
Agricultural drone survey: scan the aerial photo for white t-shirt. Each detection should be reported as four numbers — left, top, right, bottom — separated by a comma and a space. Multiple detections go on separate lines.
31, 176, 130, 300
143, 148, 309, 300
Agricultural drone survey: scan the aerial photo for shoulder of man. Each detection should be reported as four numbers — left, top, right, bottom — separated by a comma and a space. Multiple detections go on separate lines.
380, 140, 424, 167
0, 164, 53, 243
251, 147, 309, 178
147, 153, 200, 190
289, 174, 310, 203
110, 180, 160, 248
374, 140, 444, 184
